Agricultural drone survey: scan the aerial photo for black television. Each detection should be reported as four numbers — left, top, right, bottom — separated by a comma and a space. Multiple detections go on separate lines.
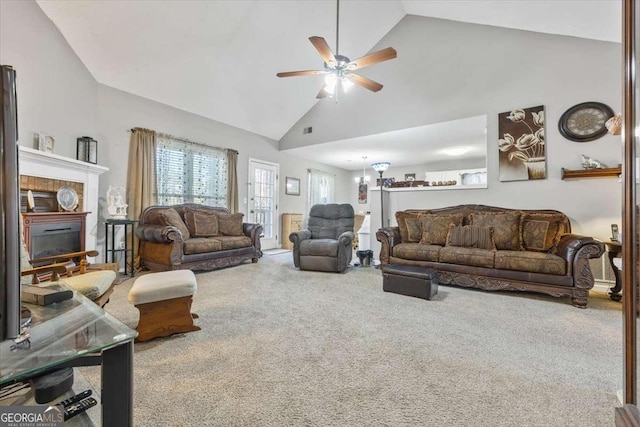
1, 64, 21, 340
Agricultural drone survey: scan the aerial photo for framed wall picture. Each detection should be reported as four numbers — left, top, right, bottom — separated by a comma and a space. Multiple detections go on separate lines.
358, 181, 368, 204
36, 133, 55, 153
498, 105, 546, 181
285, 177, 300, 196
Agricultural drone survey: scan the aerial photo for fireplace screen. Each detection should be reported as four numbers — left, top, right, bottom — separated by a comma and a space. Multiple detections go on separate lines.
29, 221, 81, 264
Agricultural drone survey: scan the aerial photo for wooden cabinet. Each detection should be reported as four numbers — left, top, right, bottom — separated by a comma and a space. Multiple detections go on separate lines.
282, 213, 303, 249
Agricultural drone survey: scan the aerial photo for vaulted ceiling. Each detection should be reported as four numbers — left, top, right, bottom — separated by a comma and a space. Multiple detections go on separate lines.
36, 0, 620, 143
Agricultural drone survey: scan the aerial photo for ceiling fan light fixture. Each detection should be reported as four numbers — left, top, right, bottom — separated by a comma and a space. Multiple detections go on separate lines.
276, 0, 396, 99
324, 73, 338, 95
341, 76, 354, 92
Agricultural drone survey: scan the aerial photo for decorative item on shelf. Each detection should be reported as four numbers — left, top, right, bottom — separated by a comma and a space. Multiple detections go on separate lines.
390, 180, 429, 188
285, 177, 300, 196
106, 186, 128, 219
35, 133, 55, 153
611, 223, 620, 242
498, 106, 546, 181
605, 112, 622, 135
404, 173, 415, 181
581, 154, 607, 169
56, 186, 79, 212
558, 102, 614, 142
428, 180, 457, 187
76, 136, 98, 164
26, 190, 35, 213
376, 177, 395, 187
372, 161, 390, 231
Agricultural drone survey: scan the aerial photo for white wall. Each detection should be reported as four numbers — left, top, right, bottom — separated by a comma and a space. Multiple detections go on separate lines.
0, 0, 97, 158
3, 2, 623, 257
96, 85, 351, 248
280, 15, 623, 254
1, 0, 351, 253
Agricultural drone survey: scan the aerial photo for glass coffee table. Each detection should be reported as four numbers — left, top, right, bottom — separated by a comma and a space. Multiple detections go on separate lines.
0, 289, 137, 426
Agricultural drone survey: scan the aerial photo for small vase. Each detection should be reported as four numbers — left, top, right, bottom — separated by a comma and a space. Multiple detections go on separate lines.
523, 158, 546, 179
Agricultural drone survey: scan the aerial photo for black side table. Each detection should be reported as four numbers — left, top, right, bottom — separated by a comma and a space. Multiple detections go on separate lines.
105, 219, 138, 277
606, 240, 622, 301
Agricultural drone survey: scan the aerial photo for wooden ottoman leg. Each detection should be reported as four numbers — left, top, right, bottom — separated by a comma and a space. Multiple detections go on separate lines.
135, 295, 201, 342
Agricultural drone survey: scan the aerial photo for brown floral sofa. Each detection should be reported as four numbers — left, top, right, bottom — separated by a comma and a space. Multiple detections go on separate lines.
136, 204, 263, 272
376, 204, 605, 308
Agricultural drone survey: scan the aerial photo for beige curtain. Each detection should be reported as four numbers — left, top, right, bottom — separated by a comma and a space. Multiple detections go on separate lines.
126, 127, 157, 270
226, 149, 239, 213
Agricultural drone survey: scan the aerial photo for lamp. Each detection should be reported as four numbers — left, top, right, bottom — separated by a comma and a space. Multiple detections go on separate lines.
372, 161, 390, 229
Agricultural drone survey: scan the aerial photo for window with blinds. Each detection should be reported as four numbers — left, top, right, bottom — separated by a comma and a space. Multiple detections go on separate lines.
155, 135, 227, 207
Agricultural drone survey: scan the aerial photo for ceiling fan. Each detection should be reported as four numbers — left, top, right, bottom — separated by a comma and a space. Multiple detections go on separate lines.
276, 0, 397, 99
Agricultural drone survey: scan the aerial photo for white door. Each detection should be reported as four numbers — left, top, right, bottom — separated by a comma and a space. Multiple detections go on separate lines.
248, 159, 279, 250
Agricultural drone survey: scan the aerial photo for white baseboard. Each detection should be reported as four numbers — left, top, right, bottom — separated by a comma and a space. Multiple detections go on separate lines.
593, 280, 615, 294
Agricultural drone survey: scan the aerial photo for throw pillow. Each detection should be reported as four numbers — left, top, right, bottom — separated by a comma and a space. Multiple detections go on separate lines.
469, 211, 521, 251
217, 212, 244, 236
445, 224, 496, 250
419, 213, 464, 246
158, 208, 190, 240
520, 212, 567, 253
184, 207, 219, 237
396, 211, 425, 243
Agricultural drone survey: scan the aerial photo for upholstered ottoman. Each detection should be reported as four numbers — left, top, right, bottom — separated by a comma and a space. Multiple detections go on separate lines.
128, 270, 200, 342
383, 264, 439, 300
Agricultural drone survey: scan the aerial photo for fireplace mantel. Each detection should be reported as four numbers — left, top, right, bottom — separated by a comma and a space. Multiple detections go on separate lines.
19, 146, 108, 253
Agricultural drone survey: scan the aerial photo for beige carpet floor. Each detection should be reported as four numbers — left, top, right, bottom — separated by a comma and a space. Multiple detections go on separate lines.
80, 253, 622, 426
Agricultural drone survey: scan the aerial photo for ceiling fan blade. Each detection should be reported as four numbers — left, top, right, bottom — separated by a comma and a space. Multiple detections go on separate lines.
309, 36, 337, 65
348, 47, 397, 71
316, 87, 330, 99
350, 73, 383, 92
277, 70, 328, 78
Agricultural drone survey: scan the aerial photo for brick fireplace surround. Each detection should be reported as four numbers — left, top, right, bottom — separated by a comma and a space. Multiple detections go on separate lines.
18, 146, 108, 255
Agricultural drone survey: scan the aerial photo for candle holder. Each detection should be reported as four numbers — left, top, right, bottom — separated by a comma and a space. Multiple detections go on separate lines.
77, 136, 98, 164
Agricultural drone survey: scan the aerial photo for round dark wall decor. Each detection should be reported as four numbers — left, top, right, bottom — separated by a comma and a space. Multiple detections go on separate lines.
558, 102, 614, 142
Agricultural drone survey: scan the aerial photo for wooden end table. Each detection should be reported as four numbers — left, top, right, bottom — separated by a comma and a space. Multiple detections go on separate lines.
606, 240, 622, 301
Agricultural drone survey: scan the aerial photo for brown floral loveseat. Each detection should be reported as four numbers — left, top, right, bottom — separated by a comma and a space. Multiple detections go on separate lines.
136, 204, 263, 272
376, 204, 604, 308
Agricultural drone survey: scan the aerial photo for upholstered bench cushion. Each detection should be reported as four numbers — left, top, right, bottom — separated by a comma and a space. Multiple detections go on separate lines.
60, 270, 117, 301
129, 270, 197, 305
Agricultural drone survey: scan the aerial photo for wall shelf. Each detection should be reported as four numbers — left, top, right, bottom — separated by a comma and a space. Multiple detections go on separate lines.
561, 165, 622, 180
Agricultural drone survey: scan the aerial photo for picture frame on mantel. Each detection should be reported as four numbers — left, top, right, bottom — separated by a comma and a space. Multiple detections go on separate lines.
77, 136, 98, 164
285, 177, 300, 196
35, 133, 55, 154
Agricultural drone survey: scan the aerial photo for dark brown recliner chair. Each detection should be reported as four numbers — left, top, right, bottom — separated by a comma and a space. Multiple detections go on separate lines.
289, 204, 354, 273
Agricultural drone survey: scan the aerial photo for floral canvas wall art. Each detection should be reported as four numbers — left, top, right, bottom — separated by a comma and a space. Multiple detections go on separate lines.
498, 105, 546, 181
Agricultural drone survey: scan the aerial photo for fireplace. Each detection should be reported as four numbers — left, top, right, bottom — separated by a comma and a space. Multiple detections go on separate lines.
18, 146, 108, 256
22, 212, 88, 264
